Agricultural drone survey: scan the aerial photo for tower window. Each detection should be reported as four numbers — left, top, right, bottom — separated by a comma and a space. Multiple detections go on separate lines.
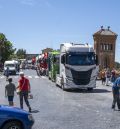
100, 44, 103, 50
102, 44, 113, 51
104, 44, 106, 50
110, 44, 113, 50
106, 44, 109, 50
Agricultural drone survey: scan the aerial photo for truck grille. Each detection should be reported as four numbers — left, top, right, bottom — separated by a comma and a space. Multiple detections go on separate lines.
71, 69, 92, 85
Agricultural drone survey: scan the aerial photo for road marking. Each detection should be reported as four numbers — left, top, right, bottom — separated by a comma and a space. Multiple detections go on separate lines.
35, 76, 40, 78
14, 76, 19, 78
28, 76, 32, 78
41, 76, 47, 79
0, 75, 48, 80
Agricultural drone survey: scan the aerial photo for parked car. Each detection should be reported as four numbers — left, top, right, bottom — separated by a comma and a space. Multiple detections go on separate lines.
0, 105, 34, 129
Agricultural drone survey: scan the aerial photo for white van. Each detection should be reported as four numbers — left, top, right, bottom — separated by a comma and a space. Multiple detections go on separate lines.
4, 61, 16, 75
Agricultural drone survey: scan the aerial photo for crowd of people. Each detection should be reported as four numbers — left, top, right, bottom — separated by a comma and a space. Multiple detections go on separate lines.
100, 68, 117, 86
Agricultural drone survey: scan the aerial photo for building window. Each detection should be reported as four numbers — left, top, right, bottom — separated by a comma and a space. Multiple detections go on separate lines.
107, 44, 109, 50
104, 44, 105, 50
110, 44, 113, 50
102, 43, 113, 51
101, 44, 103, 50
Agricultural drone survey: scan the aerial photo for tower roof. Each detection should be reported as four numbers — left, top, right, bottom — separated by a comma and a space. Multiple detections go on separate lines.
93, 26, 117, 36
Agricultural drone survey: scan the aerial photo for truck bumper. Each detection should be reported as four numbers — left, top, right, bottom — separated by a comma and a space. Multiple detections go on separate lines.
64, 78, 96, 89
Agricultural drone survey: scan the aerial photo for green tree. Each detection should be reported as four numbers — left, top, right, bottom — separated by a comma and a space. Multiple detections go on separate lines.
16, 49, 26, 59
0, 33, 15, 63
115, 62, 120, 69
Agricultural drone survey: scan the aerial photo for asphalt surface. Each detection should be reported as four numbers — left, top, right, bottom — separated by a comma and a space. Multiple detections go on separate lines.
0, 70, 120, 129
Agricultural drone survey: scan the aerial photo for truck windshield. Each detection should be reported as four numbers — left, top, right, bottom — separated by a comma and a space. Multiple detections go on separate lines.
5, 64, 15, 67
66, 53, 96, 65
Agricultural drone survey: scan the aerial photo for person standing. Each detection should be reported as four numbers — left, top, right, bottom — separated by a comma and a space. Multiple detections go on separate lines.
5, 78, 16, 106
112, 76, 120, 110
105, 68, 111, 86
5, 67, 9, 81
101, 69, 106, 85
17, 72, 31, 112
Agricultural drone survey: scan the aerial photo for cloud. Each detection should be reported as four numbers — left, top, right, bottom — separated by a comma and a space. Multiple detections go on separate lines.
22, 0, 35, 6
16, 0, 53, 8
44, 1, 52, 8
36, 0, 53, 8
17, 0, 36, 6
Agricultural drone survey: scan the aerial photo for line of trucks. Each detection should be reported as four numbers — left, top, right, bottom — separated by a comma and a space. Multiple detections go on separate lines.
36, 43, 99, 90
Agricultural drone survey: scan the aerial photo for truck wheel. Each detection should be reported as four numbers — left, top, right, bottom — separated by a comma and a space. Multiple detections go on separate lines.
87, 88, 93, 91
2, 121, 22, 129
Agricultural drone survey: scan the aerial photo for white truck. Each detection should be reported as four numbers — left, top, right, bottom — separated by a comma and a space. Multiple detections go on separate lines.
4, 60, 17, 75
56, 43, 98, 90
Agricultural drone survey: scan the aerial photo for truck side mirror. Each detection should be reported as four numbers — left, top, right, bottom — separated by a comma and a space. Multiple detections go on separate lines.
61, 55, 65, 64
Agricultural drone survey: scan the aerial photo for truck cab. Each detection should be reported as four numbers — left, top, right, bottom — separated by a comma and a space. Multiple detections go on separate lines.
4, 60, 17, 75
56, 43, 98, 90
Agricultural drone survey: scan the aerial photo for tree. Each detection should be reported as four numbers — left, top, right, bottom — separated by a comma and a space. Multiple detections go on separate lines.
16, 49, 26, 59
0, 33, 15, 63
115, 62, 120, 69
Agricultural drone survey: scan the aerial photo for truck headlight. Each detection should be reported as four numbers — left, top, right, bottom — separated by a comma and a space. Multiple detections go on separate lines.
28, 114, 34, 121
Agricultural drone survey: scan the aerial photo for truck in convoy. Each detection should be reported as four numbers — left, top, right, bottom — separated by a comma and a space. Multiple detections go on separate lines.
56, 43, 98, 90
4, 60, 17, 75
48, 51, 60, 81
36, 53, 48, 76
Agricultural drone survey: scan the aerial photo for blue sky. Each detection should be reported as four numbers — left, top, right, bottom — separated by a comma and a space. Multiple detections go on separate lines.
0, 0, 120, 62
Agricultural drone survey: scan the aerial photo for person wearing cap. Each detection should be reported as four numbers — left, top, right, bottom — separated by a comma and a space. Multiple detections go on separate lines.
17, 71, 31, 112
5, 78, 16, 106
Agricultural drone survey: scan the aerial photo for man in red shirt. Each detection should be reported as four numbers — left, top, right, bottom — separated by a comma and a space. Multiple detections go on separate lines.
17, 72, 31, 112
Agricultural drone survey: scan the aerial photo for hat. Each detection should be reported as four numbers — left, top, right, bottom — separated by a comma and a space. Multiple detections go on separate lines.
19, 71, 24, 75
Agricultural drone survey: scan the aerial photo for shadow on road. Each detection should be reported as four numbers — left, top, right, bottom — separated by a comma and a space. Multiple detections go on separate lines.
31, 110, 39, 113
114, 109, 120, 111
66, 88, 111, 93
11, 73, 19, 76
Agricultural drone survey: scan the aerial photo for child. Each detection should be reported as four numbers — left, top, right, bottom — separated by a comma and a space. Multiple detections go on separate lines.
5, 78, 16, 106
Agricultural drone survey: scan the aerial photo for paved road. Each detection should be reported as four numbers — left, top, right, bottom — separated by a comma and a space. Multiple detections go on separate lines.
0, 70, 120, 129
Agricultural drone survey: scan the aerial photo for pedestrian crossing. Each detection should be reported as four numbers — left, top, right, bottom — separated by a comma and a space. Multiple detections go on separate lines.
0, 75, 47, 79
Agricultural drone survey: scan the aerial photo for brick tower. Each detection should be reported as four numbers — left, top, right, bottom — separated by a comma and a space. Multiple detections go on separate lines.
93, 26, 117, 70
